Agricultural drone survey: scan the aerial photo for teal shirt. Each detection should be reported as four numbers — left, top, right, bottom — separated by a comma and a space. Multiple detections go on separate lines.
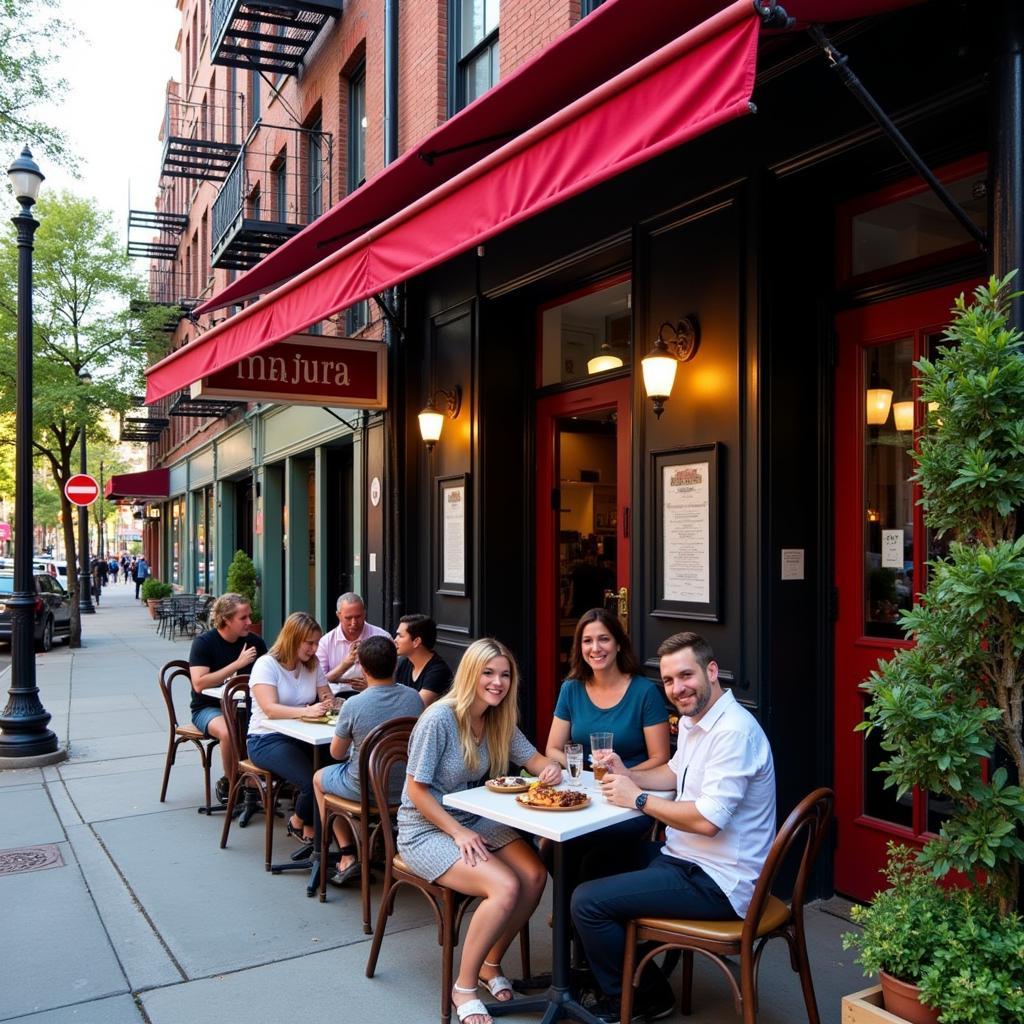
553, 675, 668, 768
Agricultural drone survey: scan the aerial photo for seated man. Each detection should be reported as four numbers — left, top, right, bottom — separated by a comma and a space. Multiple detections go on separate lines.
316, 592, 390, 690
571, 630, 776, 1023
393, 613, 453, 707
313, 635, 423, 886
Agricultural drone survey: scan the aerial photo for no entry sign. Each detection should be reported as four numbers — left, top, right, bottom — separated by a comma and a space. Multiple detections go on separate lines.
64, 474, 100, 507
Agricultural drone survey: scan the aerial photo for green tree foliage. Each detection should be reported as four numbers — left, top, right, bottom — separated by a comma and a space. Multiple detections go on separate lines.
860, 275, 1024, 912
0, 190, 163, 644
0, 0, 74, 166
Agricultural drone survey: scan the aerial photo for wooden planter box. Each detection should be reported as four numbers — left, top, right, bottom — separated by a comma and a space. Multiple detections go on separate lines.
842, 986, 911, 1023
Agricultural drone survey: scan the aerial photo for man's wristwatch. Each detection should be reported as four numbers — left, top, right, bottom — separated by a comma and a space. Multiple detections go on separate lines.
634, 792, 649, 813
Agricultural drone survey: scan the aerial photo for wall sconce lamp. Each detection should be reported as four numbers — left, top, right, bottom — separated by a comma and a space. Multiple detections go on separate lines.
418, 386, 462, 451
587, 343, 624, 376
892, 400, 914, 432
865, 388, 893, 426
641, 317, 700, 419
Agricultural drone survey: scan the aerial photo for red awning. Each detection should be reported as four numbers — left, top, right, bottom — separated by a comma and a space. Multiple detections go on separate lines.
105, 469, 169, 502
146, 1, 760, 403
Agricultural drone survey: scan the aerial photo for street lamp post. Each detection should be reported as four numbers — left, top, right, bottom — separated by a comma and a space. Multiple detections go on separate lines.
0, 146, 64, 764
77, 369, 95, 615
99, 459, 105, 560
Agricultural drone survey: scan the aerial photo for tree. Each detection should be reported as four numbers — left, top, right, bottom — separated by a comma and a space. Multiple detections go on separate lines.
0, 0, 74, 166
0, 190, 164, 645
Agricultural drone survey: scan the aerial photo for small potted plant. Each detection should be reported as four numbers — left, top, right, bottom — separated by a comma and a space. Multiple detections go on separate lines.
140, 577, 173, 619
225, 549, 262, 633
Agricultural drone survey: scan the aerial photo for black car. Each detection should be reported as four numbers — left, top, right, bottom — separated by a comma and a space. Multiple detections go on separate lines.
0, 572, 72, 651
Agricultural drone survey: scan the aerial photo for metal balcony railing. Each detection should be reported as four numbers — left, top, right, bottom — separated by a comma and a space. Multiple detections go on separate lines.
161, 88, 245, 182
130, 268, 198, 332
120, 402, 170, 444
127, 210, 188, 261
211, 0, 342, 77
211, 123, 332, 270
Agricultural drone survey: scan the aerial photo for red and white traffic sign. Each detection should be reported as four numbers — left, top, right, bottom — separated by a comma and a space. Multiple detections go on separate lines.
64, 474, 100, 507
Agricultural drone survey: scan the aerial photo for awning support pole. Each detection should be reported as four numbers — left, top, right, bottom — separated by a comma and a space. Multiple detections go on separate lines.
373, 292, 404, 341
808, 24, 989, 253
319, 408, 360, 432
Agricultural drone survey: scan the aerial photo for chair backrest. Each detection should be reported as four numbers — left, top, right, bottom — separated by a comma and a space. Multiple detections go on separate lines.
365, 720, 416, 865
157, 659, 192, 732
219, 675, 252, 779
356, 716, 420, 816
742, 787, 834, 944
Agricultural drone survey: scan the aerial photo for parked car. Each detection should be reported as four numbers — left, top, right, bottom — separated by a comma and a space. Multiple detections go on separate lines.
32, 558, 69, 582
0, 572, 72, 651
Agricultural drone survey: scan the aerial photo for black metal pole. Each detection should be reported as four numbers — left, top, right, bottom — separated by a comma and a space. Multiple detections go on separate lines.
0, 170, 61, 760
99, 459, 105, 560
78, 417, 94, 614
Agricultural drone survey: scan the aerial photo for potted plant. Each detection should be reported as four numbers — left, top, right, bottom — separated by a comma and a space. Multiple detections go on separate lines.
140, 578, 173, 619
225, 549, 262, 634
841, 275, 1024, 1023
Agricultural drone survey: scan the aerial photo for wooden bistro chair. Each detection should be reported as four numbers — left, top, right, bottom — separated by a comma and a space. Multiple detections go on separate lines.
319, 715, 420, 934
365, 725, 531, 1024
218, 676, 284, 871
157, 659, 220, 814
621, 787, 834, 1024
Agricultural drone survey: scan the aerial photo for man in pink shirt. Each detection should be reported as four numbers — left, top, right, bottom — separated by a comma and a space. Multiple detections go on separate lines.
316, 591, 390, 689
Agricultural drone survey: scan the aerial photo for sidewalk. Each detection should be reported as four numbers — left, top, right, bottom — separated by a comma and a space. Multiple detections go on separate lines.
0, 584, 867, 1024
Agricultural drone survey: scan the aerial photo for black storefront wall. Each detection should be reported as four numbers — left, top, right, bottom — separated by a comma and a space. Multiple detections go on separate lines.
389, 0, 1002, 895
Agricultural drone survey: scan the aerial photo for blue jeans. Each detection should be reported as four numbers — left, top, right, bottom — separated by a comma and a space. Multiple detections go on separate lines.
571, 841, 737, 997
246, 732, 316, 824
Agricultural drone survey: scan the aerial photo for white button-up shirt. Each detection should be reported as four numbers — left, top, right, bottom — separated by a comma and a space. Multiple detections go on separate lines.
316, 621, 390, 681
663, 688, 776, 917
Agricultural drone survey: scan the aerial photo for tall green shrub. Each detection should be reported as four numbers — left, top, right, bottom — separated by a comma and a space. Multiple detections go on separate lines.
225, 549, 260, 623
861, 274, 1024, 913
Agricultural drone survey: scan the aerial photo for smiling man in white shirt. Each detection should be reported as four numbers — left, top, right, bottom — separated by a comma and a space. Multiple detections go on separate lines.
571, 631, 776, 1024
315, 592, 390, 689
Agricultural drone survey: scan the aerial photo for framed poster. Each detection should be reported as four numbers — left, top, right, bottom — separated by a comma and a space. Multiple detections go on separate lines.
652, 443, 721, 622
437, 473, 470, 596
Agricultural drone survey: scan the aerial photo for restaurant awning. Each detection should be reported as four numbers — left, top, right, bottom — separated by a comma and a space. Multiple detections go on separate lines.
104, 469, 170, 502
146, 1, 761, 403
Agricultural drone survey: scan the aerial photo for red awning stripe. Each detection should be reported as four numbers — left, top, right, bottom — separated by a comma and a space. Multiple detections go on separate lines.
146, 2, 759, 403
104, 468, 170, 502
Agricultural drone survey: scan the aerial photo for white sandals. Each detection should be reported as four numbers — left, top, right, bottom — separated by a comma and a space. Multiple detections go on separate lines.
453, 982, 492, 1024
477, 959, 515, 1001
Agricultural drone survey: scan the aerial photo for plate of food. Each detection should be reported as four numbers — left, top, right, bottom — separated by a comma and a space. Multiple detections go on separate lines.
300, 713, 339, 725
515, 785, 591, 811
485, 776, 531, 794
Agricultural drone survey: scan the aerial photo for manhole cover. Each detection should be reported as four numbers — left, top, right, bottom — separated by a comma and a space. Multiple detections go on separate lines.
0, 844, 64, 875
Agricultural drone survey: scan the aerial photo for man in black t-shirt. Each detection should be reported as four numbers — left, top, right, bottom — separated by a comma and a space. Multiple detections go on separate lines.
393, 614, 452, 707
188, 593, 268, 744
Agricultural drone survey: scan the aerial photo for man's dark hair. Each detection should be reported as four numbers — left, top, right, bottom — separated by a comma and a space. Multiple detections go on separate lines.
358, 635, 398, 680
656, 631, 715, 671
400, 613, 437, 650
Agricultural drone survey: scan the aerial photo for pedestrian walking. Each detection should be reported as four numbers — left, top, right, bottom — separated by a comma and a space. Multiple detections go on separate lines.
133, 556, 149, 599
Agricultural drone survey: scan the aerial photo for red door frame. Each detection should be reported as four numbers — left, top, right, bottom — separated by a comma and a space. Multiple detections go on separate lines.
534, 377, 632, 739
832, 279, 981, 900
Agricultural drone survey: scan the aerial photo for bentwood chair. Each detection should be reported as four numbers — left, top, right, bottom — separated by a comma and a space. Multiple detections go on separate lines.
157, 659, 220, 813
365, 726, 531, 1024
319, 716, 420, 934
620, 787, 833, 1024
218, 676, 285, 871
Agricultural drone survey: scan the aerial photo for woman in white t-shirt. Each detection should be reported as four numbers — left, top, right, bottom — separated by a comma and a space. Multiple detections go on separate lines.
246, 612, 334, 845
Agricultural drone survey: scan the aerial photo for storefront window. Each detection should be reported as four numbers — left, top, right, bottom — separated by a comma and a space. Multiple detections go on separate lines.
539, 278, 632, 387
171, 496, 185, 587
863, 338, 915, 639
192, 487, 216, 594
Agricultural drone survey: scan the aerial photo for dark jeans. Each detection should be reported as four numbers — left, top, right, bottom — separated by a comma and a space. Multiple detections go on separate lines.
246, 731, 316, 824
571, 841, 737, 997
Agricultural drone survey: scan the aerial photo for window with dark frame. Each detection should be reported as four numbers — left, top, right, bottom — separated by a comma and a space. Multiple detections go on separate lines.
307, 116, 324, 220
451, 0, 499, 113
250, 69, 261, 129
348, 63, 366, 193
581, 0, 606, 14
272, 150, 287, 221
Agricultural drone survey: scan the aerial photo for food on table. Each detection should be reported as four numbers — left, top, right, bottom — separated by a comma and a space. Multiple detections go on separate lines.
516, 785, 590, 809
485, 776, 531, 793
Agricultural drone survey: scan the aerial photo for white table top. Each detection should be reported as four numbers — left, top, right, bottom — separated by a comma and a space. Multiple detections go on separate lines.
262, 717, 335, 745
444, 771, 671, 843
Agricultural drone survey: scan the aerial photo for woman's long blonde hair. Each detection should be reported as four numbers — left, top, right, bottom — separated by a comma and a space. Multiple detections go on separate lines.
442, 638, 521, 776
269, 612, 322, 670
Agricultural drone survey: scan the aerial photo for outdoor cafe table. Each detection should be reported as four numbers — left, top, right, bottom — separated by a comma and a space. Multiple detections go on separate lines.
444, 772, 672, 1024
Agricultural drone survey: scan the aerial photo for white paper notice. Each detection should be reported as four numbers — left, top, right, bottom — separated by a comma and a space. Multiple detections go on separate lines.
443, 484, 466, 585
881, 530, 904, 569
663, 462, 710, 603
781, 549, 805, 581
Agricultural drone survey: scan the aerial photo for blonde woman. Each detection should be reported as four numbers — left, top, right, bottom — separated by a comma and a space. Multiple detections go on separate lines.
247, 612, 334, 845
399, 638, 562, 1024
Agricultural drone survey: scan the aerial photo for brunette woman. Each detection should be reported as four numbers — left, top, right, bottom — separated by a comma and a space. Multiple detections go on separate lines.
399, 638, 562, 1024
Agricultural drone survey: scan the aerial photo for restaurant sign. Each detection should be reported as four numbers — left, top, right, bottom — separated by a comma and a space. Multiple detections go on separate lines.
191, 334, 387, 408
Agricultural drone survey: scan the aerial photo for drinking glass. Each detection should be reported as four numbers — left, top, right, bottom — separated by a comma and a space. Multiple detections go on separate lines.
590, 732, 614, 781
564, 743, 584, 787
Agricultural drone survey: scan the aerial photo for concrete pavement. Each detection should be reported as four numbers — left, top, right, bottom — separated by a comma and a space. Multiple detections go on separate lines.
0, 583, 868, 1023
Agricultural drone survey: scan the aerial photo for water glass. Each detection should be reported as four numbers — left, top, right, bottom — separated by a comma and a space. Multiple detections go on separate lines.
565, 743, 584, 787
590, 732, 614, 780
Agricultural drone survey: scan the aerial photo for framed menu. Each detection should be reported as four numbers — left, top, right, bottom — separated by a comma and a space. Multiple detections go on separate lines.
652, 443, 721, 621
437, 473, 470, 596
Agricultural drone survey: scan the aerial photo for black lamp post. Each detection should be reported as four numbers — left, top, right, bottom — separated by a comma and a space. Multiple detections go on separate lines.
77, 368, 95, 615
0, 145, 64, 764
